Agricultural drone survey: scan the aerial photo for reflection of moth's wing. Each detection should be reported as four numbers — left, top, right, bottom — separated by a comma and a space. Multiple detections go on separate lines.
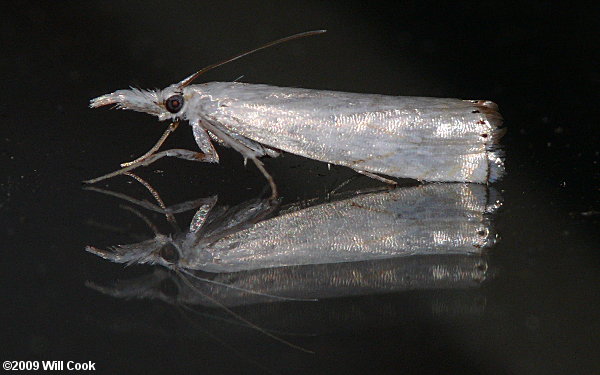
202, 254, 489, 306
186, 184, 495, 272
88, 254, 489, 308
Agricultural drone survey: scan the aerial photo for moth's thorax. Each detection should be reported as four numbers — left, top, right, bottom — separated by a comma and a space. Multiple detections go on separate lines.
177, 243, 213, 269
180, 82, 227, 121
181, 81, 281, 123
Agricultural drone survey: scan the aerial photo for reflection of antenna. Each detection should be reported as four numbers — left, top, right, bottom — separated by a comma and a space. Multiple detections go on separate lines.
123, 173, 178, 230
175, 268, 314, 353
178, 30, 326, 87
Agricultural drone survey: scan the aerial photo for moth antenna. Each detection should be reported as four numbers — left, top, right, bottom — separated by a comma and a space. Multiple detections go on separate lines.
179, 30, 326, 88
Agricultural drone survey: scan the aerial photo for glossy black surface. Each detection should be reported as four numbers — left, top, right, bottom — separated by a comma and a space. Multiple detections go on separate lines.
2, 2, 599, 374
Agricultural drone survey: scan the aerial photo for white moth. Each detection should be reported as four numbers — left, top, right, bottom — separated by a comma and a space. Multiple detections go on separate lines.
87, 31, 505, 196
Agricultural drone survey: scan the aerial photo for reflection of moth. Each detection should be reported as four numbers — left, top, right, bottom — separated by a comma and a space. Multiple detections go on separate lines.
88, 183, 500, 273
86, 176, 501, 353
88, 254, 490, 308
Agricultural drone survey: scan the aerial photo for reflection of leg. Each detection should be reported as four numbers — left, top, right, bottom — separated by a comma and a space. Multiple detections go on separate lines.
83, 172, 218, 219
84, 149, 212, 184
121, 121, 180, 167
356, 170, 398, 185
119, 205, 161, 235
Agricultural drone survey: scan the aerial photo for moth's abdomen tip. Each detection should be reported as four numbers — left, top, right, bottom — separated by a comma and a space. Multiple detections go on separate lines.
467, 99, 506, 183
469, 99, 505, 144
471, 100, 501, 119
470, 99, 499, 111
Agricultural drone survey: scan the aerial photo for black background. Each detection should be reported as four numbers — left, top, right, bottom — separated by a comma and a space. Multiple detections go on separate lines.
2, 1, 599, 374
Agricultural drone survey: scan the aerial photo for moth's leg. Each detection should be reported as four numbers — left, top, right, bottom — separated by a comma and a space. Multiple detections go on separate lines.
355, 170, 398, 185
192, 121, 219, 163
84, 148, 213, 184
196, 117, 278, 200
121, 121, 180, 167
248, 157, 278, 200
188, 196, 218, 234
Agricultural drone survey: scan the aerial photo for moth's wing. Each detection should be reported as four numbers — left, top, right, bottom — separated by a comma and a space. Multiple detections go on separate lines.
198, 82, 504, 183
193, 184, 495, 272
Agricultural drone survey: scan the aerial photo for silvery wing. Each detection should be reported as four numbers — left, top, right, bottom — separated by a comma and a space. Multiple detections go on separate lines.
88, 254, 489, 307
181, 184, 498, 272
188, 82, 505, 183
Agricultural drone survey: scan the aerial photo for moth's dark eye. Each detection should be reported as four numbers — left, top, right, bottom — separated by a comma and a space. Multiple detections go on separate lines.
158, 243, 179, 263
165, 94, 184, 113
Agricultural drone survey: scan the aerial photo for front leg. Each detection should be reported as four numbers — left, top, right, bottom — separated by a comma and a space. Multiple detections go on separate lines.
85, 121, 221, 184
119, 120, 220, 167
192, 120, 219, 163
120, 121, 180, 167
84, 148, 217, 184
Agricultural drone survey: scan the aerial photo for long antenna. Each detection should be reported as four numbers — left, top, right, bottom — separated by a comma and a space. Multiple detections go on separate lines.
178, 30, 326, 88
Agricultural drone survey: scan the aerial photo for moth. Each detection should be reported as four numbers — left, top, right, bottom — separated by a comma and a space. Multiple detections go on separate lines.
87, 31, 505, 197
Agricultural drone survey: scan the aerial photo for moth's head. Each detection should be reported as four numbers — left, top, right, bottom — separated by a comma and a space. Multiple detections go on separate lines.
86, 234, 183, 269
90, 84, 190, 122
